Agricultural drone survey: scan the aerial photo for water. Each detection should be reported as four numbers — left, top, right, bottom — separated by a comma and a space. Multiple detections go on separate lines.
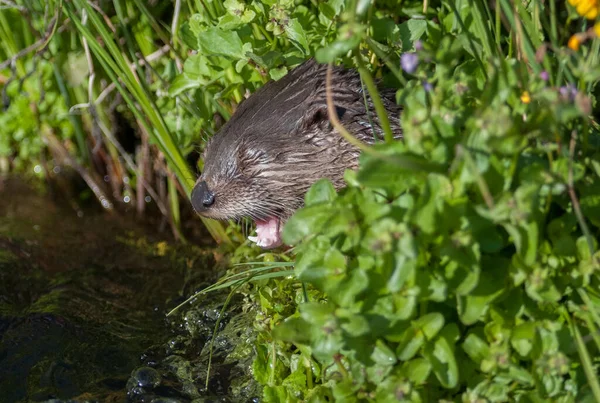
0, 177, 258, 402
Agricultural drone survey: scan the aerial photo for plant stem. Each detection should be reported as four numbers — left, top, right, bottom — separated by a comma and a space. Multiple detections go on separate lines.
568, 315, 600, 402
353, 51, 394, 143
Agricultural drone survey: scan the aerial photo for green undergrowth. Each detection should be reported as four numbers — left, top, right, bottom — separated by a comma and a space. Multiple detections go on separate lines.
271, 55, 600, 400
3, 0, 600, 401
176, 0, 600, 401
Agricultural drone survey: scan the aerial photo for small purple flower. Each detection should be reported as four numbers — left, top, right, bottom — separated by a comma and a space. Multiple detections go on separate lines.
414, 40, 423, 51
423, 81, 433, 92
559, 84, 578, 101
539, 71, 549, 81
401, 53, 419, 74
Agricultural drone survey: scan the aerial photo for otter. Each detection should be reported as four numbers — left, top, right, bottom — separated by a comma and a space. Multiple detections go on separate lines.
191, 59, 402, 249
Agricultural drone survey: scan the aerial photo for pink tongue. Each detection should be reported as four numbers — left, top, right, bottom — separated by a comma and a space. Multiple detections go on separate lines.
248, 217, 282, 249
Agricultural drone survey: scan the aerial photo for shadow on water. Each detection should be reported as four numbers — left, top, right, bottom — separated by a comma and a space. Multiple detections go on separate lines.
0, 177, 258, 403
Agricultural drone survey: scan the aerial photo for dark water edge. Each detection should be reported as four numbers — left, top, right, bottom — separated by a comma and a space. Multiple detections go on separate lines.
0, 176, 259, 403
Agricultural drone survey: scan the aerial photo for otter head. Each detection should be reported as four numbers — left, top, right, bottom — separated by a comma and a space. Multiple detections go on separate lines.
191, 59, 401, 249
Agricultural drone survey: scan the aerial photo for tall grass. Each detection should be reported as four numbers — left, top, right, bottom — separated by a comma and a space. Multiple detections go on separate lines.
0, 0, 230, 244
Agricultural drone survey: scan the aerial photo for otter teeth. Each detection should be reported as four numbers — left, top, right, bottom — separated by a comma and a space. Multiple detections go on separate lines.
249, 217, 283, 249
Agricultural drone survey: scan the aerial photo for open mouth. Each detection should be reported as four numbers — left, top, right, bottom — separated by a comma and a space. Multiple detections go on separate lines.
247, 217, 283, 249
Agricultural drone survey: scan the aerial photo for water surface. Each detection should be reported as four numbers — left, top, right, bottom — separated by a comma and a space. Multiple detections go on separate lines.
0, 177, 256, 402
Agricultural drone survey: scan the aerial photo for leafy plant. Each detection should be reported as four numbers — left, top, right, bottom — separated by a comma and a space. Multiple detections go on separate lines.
173, 0, 600, 400
3, 0, 600, 400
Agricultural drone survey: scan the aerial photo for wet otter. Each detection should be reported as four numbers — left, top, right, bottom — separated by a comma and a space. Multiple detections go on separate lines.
191, 59, 402, 248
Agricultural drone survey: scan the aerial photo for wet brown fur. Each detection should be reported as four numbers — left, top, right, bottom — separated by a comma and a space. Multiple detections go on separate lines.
195, 59, 402, 222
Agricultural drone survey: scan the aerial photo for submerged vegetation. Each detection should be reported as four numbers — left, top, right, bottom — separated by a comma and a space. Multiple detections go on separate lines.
2, 0, 600, 401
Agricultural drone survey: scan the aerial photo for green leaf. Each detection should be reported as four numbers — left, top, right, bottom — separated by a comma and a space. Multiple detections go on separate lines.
398, 19, 427, 51
332, 379, 361, 401
511, 323, 536, 357
387, 254, 416, 293
396, 327, 425, 361
462, 333, 490, 366
300, 302, 337, 326
305, 179, 337, 205
457, 262, 505, 325
269, 66, 288, 80
315, 23, 363, 63
413, 174, 452, 234
576, 235, 597, 261
413, 313, 445, 339
341, 314, 370, 337
282, 365, 308, 397
318, 2, 337, 21
424, 334, 459, 388
401, 358, 432, 384
179, 21, 199, 49
285, 19, 309, 54
282, 206, 334, 244
333, 266, 369, 307
263, 386, 290, 402
371, 340, 397, 366
197, 27, 252, 60
273, 316, 313, 344
168, 73, 202, 96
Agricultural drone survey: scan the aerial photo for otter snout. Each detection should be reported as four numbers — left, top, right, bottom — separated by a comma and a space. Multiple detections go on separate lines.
191, 180, 215, 214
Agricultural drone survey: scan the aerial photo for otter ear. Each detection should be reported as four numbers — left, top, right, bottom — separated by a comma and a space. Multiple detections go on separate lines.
298, 104, 347, 130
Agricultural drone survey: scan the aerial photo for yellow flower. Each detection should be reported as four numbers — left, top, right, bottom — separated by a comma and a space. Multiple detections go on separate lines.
595, 22, 600, 37
521, 91, 531, 104
568, 0, 599, 19
568, 34, 581, 50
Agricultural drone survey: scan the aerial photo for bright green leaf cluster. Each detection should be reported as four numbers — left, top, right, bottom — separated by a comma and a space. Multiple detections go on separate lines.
250, 17, 600, 403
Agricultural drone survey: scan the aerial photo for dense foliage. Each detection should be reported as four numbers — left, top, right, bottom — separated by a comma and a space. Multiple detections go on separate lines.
2, 0, 600, 401
273, 52, 600, 401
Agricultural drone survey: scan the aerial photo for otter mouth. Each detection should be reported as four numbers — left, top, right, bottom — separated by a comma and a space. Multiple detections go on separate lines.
247, 217, 283, 249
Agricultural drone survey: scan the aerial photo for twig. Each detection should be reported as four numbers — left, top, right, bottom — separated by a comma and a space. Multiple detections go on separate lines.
80, 9, 103, 154
69, 45, 171, 113
73, 28, 170, 218
171, 0, 182, 52
0, 18, 68, 70
88, 2, 116, 32
42, 127, 114, 211
91, 114, 170, 217
0, 0, 25, 11
137, 133, 149, 215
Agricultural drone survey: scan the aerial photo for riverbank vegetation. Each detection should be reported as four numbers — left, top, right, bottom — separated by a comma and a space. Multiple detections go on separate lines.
2, 0, 600, 400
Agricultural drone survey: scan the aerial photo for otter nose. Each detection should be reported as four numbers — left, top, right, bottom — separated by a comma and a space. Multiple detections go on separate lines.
191, 181, 215, 212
